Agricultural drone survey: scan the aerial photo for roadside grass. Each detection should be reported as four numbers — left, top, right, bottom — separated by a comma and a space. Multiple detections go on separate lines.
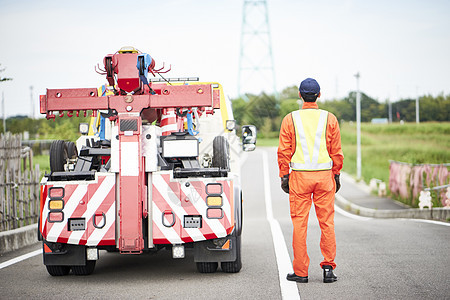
34, 122, 450, 204
258, 122, 450, 186
34, 155, 50, 177
256, 138, 279, 147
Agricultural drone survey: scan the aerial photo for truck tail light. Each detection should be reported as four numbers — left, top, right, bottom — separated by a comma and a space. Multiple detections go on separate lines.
49, 199, 64, 210
207, 208, 223, 219
207, 196, 222, 207
49, 187, 64, 199
206, 183, 222, 195
48, 187, 65, 222
48, 212, 64, 223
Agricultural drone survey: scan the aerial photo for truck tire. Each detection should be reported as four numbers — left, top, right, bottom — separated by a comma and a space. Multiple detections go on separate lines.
65, 141, 78, 159
50, 140, 68, 172
212, 136, 229, 170
221, 235, 242, 273
37, 216, 42, 241
196, 262, 218, 273
72, 260, 96, 276
46, 265, 71, 276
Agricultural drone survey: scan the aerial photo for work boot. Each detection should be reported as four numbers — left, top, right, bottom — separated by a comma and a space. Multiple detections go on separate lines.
286, 273, 308, 283
322, 265, 337, 283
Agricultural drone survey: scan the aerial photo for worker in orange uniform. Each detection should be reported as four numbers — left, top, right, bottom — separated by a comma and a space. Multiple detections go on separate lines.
277, 78, 344, 283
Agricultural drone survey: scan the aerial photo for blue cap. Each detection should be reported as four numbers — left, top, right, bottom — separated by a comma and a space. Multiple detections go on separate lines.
299, 78, 320, 97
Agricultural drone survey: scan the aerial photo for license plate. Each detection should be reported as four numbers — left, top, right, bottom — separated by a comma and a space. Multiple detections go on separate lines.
184, 215, 202, 228
68, 218, 85, 231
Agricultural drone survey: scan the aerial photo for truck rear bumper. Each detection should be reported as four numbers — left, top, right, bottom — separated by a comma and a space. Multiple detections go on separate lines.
43, 241, 87, 266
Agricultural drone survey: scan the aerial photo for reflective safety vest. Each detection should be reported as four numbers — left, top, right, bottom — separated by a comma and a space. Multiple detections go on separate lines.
290, 109, 333, 171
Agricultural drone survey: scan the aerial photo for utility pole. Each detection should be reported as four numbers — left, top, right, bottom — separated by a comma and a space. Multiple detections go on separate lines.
30, 86, 35, 119
2, 91, 5, 133
388, 98, 392, 123
238, 0, 277, 98
415, 86, 420, 124
354, 72, 361, 180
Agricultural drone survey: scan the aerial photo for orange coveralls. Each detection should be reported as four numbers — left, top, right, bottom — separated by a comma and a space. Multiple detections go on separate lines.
277, 102, 344, 276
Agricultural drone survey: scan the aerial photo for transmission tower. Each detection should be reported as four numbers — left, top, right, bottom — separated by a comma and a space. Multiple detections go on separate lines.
238, 0, 277, 98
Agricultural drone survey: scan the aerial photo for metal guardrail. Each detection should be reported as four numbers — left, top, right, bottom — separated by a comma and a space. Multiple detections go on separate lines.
21, 139, 53, 155
389, 160, 450, 167
424, 184, 450, 191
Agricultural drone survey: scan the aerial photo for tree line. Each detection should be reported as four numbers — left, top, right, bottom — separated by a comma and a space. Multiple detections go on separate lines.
0, 85, 448, 140
232, 85, 450, 138
1, 115, 91, 141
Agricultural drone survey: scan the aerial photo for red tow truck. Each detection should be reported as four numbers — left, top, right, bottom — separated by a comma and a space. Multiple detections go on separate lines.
38, 47, 257, 276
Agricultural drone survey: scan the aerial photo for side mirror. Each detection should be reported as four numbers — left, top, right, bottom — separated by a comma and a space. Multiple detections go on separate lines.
243, 143, 256, 152
241, 125, 257, 152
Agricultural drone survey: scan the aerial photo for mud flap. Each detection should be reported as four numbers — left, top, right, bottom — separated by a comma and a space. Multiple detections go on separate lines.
194, 235, 237, 263
43, 241, 87, 266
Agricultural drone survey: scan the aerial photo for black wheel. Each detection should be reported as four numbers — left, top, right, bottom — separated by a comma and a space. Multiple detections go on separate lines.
221, 235, 242, 273
72, 260, 96, 276
49, 140, 68, 172
105, 57, 114, 78
212, 136, 230, 170
238, 191, 243, 236
196, 262, 218, 273
37, 216, 43, 241
138, 56, 145, 76
46, 265, 71, 276
65, 141, 78, 159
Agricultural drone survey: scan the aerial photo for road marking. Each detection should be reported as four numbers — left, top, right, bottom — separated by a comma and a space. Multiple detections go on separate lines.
334, 195, 372, 221
406, 218, 450, 227
0, 249, 41, 270
335, 194, 450, 226
262, 151, 300, 300
240, 151, 249, 167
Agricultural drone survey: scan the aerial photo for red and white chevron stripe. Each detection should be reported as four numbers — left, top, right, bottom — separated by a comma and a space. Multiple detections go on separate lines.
161, 108, 178, 136
152, 172, 234, 244
41, 174, 116, 246
41, 171, 235, 247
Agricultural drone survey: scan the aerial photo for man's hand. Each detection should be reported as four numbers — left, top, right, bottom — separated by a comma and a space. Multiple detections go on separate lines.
334, 174, 341, 193
281, 174, 290, 194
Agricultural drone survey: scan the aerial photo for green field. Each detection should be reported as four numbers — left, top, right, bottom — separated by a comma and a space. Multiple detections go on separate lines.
34, 122, 450, 202
34, 155, 50, 177
258, 122, 450, 186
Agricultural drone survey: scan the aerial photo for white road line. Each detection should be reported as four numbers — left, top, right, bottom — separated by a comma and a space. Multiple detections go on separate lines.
0, 249, 41, 270
334, 197, 372, 221
262, 151, 300, 300
335, 194, 450, 227
405, 218, 450, 227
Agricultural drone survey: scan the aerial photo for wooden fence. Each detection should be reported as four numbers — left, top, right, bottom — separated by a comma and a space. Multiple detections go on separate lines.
0, 133, 40, 231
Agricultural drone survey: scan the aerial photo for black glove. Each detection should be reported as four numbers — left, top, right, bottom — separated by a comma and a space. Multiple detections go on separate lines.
281, 174, 290, 194
334, 174, 341, 193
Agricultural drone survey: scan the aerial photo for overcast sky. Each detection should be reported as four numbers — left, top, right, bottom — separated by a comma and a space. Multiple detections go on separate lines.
1, 0, 449, 118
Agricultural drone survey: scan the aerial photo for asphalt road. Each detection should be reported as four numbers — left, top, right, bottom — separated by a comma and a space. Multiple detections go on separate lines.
1, 147, 449, 299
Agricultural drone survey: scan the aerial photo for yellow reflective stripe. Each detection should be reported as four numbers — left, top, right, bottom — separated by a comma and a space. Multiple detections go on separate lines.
292, 111, 309, 164
217, 83, 231, 130
290, 161, 333, 170
311, 110, 328, 164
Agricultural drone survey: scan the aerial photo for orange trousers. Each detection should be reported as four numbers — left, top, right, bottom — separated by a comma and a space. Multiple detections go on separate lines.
289, 170, 336, 276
